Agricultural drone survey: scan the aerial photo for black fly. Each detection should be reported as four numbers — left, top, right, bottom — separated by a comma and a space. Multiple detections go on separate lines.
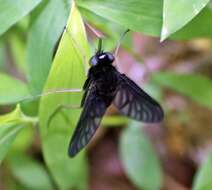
68, 38, 164, 157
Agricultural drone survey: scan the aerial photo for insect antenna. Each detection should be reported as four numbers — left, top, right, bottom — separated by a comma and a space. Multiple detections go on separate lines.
97, 38, 103, 54
114, 29, 130, 57
85, 22, 105, 55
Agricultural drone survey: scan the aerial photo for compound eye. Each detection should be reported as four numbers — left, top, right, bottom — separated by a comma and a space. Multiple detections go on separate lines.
106, 52, 114, 63
89, 56, 98, 66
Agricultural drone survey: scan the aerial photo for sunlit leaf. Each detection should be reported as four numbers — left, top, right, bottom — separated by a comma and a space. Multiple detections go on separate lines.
0, 0, 42, 35
120, 122, 162, 190
152, 72, 212, 109
0, 105, 37, 164
208, 1, 212, 9
0, 105, 22, 124
77, 0, 163, 36
26, 0, 70, 94
161, 0, 210, 40
0, 72, 29, 105
0, 105, 25, 163
39, 2, 89, 189
192, 153, 212, 190
9, 153, 54, 190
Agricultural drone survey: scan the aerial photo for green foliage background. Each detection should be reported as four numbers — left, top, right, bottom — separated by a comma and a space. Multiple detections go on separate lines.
0, 0, 212, 190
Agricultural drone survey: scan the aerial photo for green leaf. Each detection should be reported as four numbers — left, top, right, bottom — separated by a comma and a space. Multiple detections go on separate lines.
77, 0, 163, 36
39, 2, 89, 190
78, 0, 212, 40
0, 105, 37, 164
8, 153, 54, 190
80, 7, 121, 38
209, 1, 212, 9
79, 7, 133, 54
0, 105, 25, 163
161, 0, 210, 40
0, 72, 29, 105
120, 122, 162, 190
0, 124, 24, 164
152, 72, 212, 109
102, 116, 129, 127
192, 153, 212, 190
0, 0, 42, 35
6, 180, 29, 190
8, 32, 27, 74
26, 0, 70, 94
12, 126, 34, 151
172, 7, 212, 40
0, 40, 6, 70
0, 105, 22, 124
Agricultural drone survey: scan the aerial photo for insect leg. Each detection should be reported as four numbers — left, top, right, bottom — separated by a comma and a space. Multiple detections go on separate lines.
19, 88, 82, 103
47, 104, 81, 127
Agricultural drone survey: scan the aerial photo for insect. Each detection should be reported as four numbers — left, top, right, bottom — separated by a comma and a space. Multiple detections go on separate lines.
68, 38, 164, 157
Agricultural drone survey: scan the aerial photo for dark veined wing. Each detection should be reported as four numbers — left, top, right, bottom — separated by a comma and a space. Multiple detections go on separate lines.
68, 82, 109, 157
113, 73, 164, 123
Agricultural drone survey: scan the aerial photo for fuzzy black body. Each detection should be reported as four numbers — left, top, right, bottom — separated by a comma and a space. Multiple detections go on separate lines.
68, 51, 164, 157
82, 64, 119, 107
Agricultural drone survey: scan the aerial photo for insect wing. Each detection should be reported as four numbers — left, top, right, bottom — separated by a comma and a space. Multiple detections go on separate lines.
68, 84, 108, 157
113, 74, 164, 122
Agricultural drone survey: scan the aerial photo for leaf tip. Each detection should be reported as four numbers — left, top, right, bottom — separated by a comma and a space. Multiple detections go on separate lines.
160, 25, 169, 42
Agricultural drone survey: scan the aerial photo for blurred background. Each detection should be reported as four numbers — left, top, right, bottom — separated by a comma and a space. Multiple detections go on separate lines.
1, 1, 212, 190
